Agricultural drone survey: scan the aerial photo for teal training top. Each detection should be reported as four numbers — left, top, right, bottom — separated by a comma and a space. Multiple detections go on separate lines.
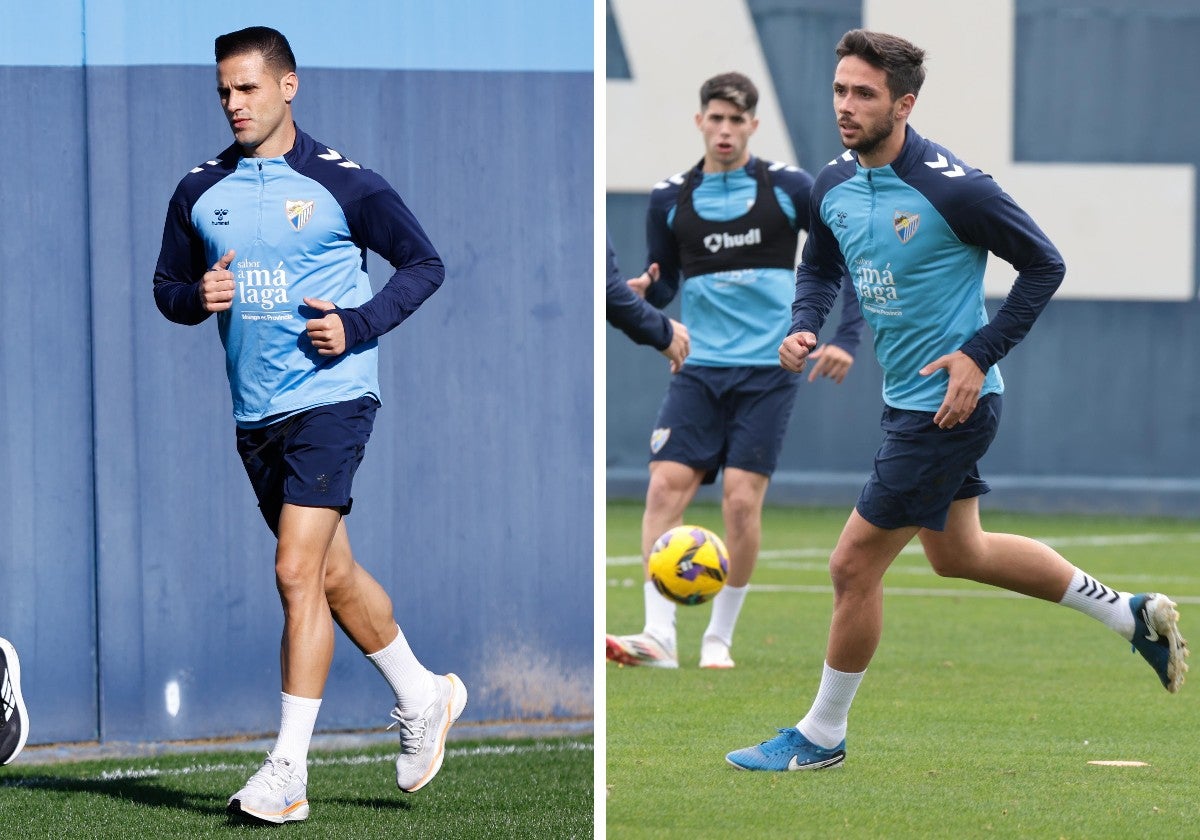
153, 125, 444, 426
791, 126, 1065, 411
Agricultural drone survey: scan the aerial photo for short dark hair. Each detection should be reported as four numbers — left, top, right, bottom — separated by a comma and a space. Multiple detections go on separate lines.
699, 72, 758, 114
835, 30, 926, 101
214, 26, 296, 76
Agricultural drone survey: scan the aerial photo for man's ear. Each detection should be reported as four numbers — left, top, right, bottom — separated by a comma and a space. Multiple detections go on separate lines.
282, 71, 299, 104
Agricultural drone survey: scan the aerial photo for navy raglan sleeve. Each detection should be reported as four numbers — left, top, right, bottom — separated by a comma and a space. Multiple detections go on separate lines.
606, 235, 672, 349
949, 184, 1065, 370
790, 182, 849, 339
828, 272, 866, 354
779, 165, 864, 354
643, 181, 683, 309
772, 163, 815, 232
335, 182, 445, 350
152, 187, 211, 325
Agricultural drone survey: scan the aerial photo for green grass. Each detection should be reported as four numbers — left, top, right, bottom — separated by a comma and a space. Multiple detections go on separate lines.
605, 500, 1200, 839
0, 737, 593, 839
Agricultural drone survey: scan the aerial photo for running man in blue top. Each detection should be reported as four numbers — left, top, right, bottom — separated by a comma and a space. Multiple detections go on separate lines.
727, 29, 1187, 774
606, 72, 865, 671
153, 27, 465, 822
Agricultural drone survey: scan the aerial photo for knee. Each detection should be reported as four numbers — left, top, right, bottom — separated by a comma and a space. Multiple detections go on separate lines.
925, 548, 961, 578
827, 548, 861, 595
827, 545, 884, 599
722, 489, 758, 530
923, 541, 980, 579
645, 470, 693, 513
274, 552, 322, 603
323, 560, 353, 598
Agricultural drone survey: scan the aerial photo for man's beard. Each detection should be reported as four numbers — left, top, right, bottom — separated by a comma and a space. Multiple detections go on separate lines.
845, 113, 895, 157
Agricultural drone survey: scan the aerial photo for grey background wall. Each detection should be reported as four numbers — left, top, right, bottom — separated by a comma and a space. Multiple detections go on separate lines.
607, 0, 1200, 517
1, 0, 593, 745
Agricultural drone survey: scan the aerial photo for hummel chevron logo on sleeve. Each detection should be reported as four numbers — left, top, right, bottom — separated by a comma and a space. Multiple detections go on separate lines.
317, 148, 361, 169
924, 152, 965, 178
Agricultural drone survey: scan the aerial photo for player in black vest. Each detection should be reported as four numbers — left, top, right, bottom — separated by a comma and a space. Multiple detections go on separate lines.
606, 72, 864, 670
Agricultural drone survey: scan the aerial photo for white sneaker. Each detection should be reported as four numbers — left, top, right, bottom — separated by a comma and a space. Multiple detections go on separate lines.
226, 754, 309, 824
393, 673, 467, 792
605, 632, 679, 669
700, 636, 735, 669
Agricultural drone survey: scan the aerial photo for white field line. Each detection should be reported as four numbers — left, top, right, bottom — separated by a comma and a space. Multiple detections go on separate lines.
726, 584, 1200, 605
607, 531, 1200, 599
1, 740, 593, 786
606, 578, 1200, 605
607, 531, 1200, 566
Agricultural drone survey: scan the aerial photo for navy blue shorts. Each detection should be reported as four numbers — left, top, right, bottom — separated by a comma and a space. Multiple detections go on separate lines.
649, 365, 800, 485
235, 395, 379, 535
856, 393, 1002, 531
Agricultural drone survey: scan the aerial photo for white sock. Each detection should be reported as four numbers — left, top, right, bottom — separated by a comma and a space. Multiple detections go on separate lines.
642, 580, 677, 648
797, 662, 865, 749
272, 692, 321, 777
366, 624, 437, 716
1058, 568, 1135, 640
703, 583, 749, 647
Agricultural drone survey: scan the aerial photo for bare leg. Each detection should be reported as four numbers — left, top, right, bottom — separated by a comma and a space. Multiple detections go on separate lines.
825, 510, 918, 672
719, 468, 770, 588
919, 497, 1073, 600
700, 468, 770, 659
274, 504, 342, 698
322, 518, 400, 654
641, 460, 705, 578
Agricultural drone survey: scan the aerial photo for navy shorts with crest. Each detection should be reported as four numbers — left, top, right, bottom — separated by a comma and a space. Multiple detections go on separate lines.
648, 364, 799, 485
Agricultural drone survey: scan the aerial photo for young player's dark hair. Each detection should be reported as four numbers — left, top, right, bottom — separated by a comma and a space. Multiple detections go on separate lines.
699, 72, 758, 114
835, 30, 926, 101
215, 26, 297, 76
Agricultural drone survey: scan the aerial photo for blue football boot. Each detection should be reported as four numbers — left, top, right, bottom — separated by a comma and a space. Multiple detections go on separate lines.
726, 727, 845, 771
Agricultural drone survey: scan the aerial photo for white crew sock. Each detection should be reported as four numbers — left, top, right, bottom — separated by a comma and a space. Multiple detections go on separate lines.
272, 692, 322, 776
1058, 567, 1135, 640
703, 583, 749, 647
643, 580, 677, 648
797, 662, 865, 749
366, 624, 438, 716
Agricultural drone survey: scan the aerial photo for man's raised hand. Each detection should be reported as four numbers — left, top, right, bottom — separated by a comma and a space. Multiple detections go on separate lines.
303, 297, 346, 356
779, 331, 818, 374
201, 249, 236, 312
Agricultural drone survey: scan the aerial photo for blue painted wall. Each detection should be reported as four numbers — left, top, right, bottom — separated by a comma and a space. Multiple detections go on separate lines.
606, 0, 1200, 517
1, 1, 592, 745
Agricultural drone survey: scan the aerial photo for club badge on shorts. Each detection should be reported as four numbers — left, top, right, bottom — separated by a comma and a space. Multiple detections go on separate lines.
650, 427, 671, 454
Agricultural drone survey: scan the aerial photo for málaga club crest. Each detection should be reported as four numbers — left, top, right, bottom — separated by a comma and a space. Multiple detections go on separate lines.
286, 199, 315, 231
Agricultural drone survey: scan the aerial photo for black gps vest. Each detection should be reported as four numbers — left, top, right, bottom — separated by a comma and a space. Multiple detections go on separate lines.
672, 158, 799, 280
